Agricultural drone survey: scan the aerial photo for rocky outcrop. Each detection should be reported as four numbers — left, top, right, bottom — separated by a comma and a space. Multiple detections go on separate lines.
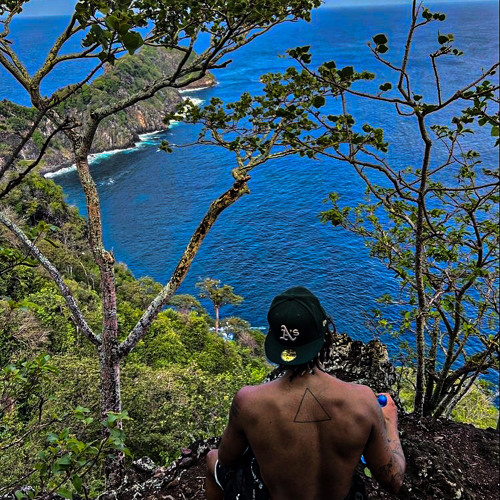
266, 332, 396, 394
0, 47, 216, 174
322, 333, 396, 392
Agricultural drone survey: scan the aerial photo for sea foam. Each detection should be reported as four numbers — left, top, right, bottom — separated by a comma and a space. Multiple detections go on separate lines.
44, 95, 204, 178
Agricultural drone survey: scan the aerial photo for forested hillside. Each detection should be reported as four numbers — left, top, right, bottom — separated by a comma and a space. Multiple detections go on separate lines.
0, 46, 215, 171
0, 173, 268, 495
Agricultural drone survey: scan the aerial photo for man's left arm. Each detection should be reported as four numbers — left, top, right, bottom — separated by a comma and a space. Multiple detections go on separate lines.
218, 388, 249, 466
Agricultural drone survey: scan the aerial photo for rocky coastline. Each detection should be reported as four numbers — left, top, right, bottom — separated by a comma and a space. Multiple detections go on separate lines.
0, 47, 216, 177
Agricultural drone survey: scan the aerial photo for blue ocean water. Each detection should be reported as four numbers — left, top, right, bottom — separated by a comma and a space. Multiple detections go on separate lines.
1, 2, 498, 356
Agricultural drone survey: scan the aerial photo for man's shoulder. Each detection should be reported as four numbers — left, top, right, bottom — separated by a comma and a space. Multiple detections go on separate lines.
234, 381, 272, 400
333, 377, 379, 403
232, 379, 281, 410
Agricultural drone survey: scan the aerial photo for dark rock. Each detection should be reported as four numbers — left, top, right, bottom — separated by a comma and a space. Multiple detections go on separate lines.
323, 333, 397, 393
133, 457, 156, 473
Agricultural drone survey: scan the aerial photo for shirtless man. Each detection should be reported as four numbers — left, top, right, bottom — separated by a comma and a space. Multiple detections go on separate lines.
205, 286, 405, 500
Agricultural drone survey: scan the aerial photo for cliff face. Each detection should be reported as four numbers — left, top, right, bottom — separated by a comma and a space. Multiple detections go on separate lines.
0, 47, 216, 173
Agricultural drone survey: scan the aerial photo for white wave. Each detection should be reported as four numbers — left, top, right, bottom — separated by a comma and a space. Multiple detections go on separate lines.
179, 84, 216, 93
183, 96, 203, 107
45, 164, 76, 178
44, 109, 192, 178
138, 130, 162, 141
90, 146, 137, 161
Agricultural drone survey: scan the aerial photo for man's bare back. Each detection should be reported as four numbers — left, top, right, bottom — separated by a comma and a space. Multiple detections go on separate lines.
213, 369, 404, 500
205, 287, 405, 500
229, 370, 374, 499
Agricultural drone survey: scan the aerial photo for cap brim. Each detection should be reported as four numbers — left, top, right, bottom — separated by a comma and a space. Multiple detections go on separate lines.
264, 330, 324, 366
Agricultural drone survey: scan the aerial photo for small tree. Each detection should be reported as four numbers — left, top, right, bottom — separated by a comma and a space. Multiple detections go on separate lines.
196, 278, 243, 333
167, 293, 206, 316
290, 3, 499, 417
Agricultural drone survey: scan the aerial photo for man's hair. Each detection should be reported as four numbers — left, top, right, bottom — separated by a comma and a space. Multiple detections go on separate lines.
275, 317, 336, 381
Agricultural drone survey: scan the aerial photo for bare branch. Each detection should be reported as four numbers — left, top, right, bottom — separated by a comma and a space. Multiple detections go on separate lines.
0, 211, 100, 346
118, 175, 251, 358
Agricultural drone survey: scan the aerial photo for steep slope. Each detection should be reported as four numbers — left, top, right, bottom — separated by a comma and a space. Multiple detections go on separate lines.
95, 334, 499, 500
0, 46, 215, 172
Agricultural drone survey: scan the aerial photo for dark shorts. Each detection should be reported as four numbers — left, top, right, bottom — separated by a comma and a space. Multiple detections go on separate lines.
215, 449, 269, 500
215, 450, 366, 500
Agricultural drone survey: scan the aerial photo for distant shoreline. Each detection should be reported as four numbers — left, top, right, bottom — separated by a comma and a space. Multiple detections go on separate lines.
43, 130, 167, 179
42, 88, 210, 179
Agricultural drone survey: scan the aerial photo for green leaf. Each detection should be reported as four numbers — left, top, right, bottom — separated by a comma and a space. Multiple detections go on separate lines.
339, 66, 354, 78
379, 82, 392, 92
121, 31, 143, 54
105, 14, 119, 31
491, 126, 499, 137
373, 33, 388, 44
53, 454, 72, 473
57, 488, 73, 499
312, 95, 326, 108
438, 34, 449, 44
377, 44, 388, 54
71, 475, 83, 494
98, 51, 109, 63
422, 9, 432, 20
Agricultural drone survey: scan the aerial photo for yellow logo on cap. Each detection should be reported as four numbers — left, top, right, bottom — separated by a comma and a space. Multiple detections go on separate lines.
281, 349, 297, 362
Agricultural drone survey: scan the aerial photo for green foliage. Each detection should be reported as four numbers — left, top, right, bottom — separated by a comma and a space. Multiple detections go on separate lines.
168, 293, 207, 316
128, 312, 189, 368
0, 354, 131, 499
24, 286, 77, 353
3, 173, 72, 227
121, 362, 264, 464
396, 367, 498, 429
451, 381, 499, 429
196, 277, 244, 310
31, 130, 44, 150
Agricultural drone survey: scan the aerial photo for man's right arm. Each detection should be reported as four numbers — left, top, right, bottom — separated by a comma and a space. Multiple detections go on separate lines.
362, 392, 406, 494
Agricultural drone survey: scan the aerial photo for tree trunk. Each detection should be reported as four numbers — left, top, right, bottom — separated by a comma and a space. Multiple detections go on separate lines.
215, 305, 220, 333
423, 319, 438, 415
99, 340, 123, 489
413, 113, 432, 417
75, 145, 123, 487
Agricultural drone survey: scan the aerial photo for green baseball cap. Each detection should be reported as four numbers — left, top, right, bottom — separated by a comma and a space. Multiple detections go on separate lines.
265, 286, 328, 366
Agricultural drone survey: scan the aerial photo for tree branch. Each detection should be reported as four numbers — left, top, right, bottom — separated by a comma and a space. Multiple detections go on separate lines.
118, 175, 251, 358
0, 211, 100, 346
